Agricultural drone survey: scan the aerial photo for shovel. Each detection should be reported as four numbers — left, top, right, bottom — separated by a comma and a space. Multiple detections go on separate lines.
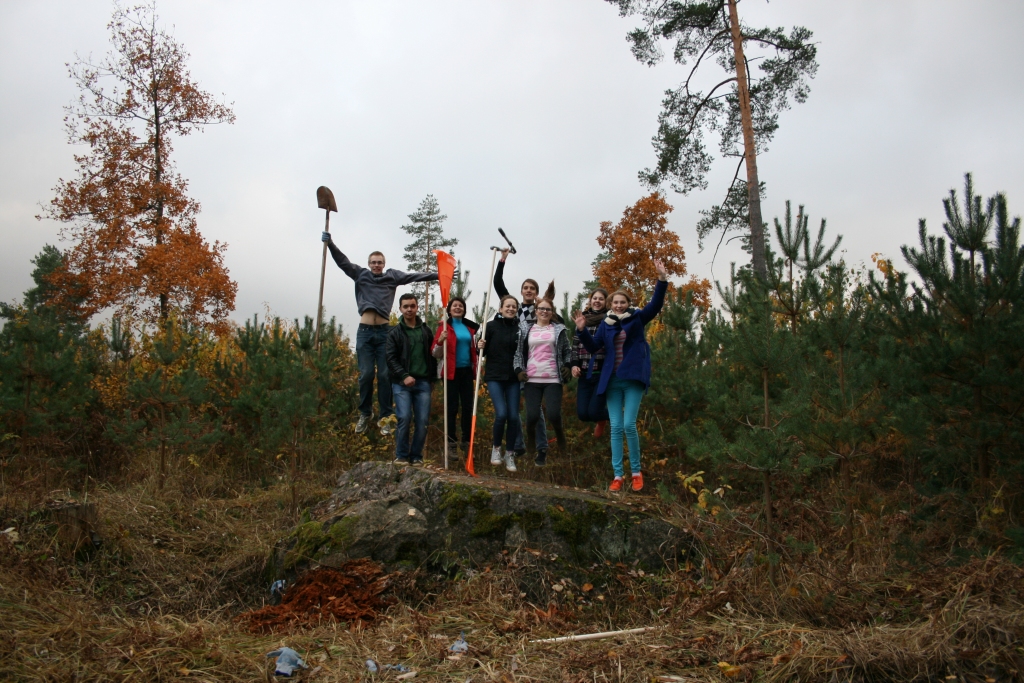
315, 186, 338, 349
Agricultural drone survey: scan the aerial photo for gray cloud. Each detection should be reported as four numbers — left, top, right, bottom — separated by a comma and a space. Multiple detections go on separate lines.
2, 0, 1022, 330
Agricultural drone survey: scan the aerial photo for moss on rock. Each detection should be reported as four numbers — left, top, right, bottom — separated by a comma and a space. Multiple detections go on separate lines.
471, 509, 515, 538
325, 516, 358, 553
439, 484, 493, 526
548, 502, 609, 555
515, 509, 546, 533
283, 521, 328, 569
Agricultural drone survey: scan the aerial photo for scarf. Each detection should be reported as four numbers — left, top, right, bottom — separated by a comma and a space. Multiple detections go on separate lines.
604, 309, 633, 326
582, 307, 606, 328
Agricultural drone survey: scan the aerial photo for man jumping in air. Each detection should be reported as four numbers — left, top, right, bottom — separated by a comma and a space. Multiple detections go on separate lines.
322, 231, 438, 435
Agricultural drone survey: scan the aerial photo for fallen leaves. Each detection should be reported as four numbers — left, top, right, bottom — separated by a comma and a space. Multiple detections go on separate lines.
771, 640, 803, 666
716, 661, 744, 678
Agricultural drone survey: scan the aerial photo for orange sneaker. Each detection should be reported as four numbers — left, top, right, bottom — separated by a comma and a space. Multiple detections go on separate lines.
594, 421, 606, 438
608, 477, 624, 492
631, 473, 644, 492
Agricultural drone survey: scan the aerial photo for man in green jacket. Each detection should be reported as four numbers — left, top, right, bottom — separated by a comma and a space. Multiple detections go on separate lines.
385, 294, 437, 465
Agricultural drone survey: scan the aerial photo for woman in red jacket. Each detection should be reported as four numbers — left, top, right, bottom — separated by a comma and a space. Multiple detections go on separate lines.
431, 297, 479, 456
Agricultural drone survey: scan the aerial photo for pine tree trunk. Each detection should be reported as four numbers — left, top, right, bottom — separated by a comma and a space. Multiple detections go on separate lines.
762, 367, 770, 428
290, 425, 299, 514
838, 346, 855, 558
21, 360, 32, 457
841, 454, 854, 558
762, 469, 776, 585
974, 386, 991, 481
727, 0, 766, 280
152, 66, 169, 322
158, 405, 167, 491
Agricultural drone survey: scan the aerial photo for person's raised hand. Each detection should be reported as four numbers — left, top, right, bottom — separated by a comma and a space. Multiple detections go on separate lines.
571, 366, 581, 379
403, 376, 415, 387
321, 231, 331, 243
572, 310, 586, 331
500, 248, 510, 262
654, 258, 668, 281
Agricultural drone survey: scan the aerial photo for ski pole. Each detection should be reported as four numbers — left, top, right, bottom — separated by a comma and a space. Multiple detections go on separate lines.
466, 246, 501, 477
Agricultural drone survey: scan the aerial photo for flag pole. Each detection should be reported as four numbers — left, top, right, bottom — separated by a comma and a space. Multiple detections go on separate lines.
433, 249, 457, 471
467, 247, 500, 477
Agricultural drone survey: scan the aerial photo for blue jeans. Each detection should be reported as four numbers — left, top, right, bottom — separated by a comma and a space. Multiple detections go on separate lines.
605, 376, 645, 478
392, 379, 432, 461
576, 373, 609, 422
357, 323, 393, 418
487, 380, 522, 450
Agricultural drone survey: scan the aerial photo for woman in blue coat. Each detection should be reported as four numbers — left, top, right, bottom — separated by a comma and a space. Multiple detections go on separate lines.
573, 259, 668, 492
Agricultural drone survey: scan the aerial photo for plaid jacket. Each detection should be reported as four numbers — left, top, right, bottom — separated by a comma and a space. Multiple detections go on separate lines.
570, 311, 606, 376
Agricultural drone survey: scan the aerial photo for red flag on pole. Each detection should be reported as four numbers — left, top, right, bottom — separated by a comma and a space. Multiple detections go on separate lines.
434, 250, 457, 306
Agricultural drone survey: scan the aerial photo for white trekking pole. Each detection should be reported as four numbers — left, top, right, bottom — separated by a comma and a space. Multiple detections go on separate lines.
443, 321, 449, 470
466, 246, 500, 477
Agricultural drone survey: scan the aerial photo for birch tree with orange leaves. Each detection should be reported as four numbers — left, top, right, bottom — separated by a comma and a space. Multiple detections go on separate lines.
594, 192, 711, 308
40, 3, 237, 329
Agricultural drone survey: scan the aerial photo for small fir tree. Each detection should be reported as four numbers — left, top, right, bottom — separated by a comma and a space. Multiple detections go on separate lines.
400, 195, 457, 313
873, 174, 1024, 486
111, 317, 208, 490
0, 247, 96, 459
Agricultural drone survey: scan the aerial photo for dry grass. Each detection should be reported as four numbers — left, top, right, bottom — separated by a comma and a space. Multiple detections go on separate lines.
2, 451, 1023, 682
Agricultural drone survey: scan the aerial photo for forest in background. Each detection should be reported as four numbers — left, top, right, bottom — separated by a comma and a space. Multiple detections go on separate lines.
5, 171, 1024, 564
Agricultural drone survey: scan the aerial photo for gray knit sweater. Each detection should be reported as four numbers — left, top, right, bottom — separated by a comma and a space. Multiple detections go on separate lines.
327, 240, 437, 318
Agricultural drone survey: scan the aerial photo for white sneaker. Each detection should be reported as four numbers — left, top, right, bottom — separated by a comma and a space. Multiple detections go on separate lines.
490, 446, 503, 466
355, 414, 371, 434
504, 452, 517, 472
378, 415, 397, 436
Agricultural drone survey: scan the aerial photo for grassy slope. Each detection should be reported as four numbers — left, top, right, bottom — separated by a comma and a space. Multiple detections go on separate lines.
3, 459, 1023, 683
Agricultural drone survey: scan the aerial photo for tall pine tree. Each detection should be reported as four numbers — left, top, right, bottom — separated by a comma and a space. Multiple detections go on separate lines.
606, 0, 817, 277
400, 195, 457, 313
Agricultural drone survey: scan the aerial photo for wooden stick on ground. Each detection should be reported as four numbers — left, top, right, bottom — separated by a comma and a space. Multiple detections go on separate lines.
530, 627, 658, 644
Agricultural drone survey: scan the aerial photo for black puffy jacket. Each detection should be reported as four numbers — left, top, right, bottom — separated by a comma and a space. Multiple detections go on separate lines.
481, 316, 523, 382
385, 319, 437, 382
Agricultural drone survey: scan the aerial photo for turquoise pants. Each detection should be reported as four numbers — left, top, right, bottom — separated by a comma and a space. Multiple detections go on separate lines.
605, 375, 645, 478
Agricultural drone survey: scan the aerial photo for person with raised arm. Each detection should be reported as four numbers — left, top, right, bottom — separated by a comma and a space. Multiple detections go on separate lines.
573, 259, 669, 492
477, 295, 526, 472
493, 248, 550, 456
431, 297, 480, 458
570, 288, 610, 436
494, 248, 540, 324
322, 232, 437, 436
515, 283, 572, 467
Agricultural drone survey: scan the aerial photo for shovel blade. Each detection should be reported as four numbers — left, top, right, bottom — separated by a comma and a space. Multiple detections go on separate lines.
316, 186, 338, 212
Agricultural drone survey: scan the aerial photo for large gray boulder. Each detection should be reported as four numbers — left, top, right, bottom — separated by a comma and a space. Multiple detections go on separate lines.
269, 461, 691, 578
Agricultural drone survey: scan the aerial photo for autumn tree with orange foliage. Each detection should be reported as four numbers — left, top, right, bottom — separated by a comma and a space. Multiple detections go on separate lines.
594, 192, 710, 309
40, 3, 237, 329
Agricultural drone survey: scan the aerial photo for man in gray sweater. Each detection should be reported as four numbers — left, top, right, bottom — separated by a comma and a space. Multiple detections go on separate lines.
323, 232, 438, 435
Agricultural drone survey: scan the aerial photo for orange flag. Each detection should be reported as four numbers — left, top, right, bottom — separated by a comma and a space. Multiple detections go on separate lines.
434, 250, 457, 306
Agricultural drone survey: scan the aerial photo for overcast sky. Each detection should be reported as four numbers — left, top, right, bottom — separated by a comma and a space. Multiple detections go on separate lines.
2, 0, 1022, 329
